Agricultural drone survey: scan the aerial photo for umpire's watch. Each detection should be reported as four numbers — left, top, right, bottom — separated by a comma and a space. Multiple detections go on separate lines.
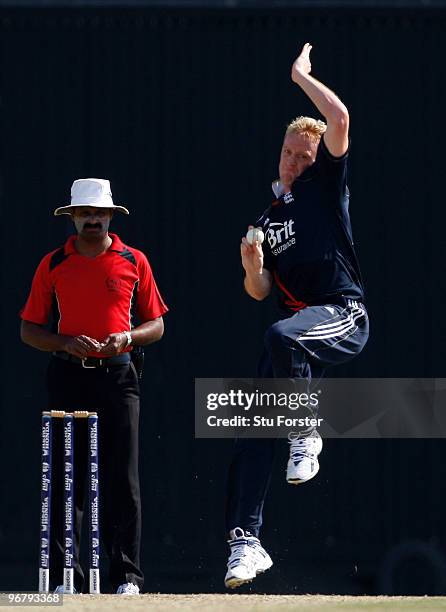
123, 330, 133, 347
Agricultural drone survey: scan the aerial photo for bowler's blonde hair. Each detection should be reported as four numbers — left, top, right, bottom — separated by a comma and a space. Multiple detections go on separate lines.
286, 116, 327, 142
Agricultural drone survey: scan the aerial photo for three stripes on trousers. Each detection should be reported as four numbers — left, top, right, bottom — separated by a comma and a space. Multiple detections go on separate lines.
298, 300, 366, 341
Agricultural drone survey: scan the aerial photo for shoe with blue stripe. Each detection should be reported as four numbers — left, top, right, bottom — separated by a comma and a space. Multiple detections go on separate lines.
224, 527, 273, 589
287, 429, 323, 484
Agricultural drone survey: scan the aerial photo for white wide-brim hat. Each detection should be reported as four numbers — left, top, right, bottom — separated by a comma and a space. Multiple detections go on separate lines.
54, 178, 129, 216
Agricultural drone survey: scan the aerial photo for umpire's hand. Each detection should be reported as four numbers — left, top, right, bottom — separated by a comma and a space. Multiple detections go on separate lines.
63, 335, 102, 358
99, 333, 128, 356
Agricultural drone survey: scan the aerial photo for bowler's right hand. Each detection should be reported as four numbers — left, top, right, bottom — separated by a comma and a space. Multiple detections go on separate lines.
241, 225, 264, 276
63, 335, 102, 358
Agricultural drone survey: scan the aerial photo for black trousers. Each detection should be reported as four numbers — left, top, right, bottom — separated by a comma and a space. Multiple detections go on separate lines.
46, 356, 143, 593
226, 300, 369, 537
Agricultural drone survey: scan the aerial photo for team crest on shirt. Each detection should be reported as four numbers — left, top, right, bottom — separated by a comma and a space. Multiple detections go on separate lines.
106, 277, 122, 292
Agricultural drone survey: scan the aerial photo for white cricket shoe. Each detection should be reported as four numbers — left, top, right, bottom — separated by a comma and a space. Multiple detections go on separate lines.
54, 585, 78, 594
116, 583, 140, 595
224, 527, 273, 589
286, 429, 323, 484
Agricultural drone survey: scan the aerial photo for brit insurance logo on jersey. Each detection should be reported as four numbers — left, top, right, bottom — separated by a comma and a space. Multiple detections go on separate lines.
266, 193, 296, 256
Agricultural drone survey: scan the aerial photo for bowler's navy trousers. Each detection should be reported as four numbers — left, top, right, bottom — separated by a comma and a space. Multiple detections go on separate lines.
226, 299, 369, 537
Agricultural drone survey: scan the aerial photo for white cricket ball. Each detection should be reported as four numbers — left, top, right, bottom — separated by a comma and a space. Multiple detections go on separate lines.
246, 227, 265, 245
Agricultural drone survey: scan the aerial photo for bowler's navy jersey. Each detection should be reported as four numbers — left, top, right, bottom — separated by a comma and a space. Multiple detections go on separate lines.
257, 137, 364, 314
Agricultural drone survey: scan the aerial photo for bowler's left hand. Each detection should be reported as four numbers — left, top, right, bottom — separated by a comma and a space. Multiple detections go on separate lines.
292, 42, 312, 81
99, 333, 128, 356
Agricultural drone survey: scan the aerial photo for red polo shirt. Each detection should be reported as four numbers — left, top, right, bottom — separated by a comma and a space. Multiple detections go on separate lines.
21, 233, 168, 355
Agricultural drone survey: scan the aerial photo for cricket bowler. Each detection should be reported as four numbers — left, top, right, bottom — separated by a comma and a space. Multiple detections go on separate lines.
224, 43, 369, 588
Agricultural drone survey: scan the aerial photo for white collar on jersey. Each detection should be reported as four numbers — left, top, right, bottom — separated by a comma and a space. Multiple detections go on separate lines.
272, 179, 285, 198
272, 180, 296, 200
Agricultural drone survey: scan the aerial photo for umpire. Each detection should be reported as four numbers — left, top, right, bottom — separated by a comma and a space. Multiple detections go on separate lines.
20, 178, 168, 594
